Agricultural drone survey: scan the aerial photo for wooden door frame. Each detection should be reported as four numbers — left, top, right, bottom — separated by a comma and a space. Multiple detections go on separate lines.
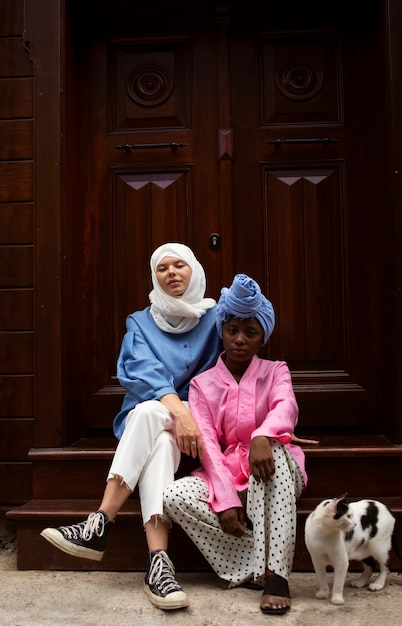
24, 0, 402, 448
25, 0, 64, 447
387, 0, 402, 442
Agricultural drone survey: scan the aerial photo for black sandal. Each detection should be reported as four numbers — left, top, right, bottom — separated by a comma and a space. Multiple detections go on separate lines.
260, 574, 291, 616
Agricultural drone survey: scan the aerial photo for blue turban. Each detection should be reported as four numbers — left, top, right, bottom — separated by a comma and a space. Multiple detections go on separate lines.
216, 274, 275, 345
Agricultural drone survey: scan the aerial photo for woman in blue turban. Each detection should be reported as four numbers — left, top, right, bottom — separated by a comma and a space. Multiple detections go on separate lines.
216, 273, 275, 344
165, 274, 311, 616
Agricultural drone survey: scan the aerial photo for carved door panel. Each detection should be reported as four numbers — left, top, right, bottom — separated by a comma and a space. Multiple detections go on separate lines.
65, 1, 386, 438
65, 6, 223, 434
229, 26, 356, 429
227, 4, 387, 433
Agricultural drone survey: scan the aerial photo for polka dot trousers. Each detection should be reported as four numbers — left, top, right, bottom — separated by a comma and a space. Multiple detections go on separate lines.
164, 439, 304, 586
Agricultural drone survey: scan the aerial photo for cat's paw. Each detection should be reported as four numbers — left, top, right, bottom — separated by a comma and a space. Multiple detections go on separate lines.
368, 582, 385, 592
331, 595, 345, 605
315, 590, 330, 600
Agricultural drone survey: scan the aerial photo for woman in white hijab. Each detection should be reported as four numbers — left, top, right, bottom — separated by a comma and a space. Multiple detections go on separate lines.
41, 243, 221, 611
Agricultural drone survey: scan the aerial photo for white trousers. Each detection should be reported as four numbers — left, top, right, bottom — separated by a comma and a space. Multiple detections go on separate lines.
164, 439, 304, 586
107, 400, 181, 525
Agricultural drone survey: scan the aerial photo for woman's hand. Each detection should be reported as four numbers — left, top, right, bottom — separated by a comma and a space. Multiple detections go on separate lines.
249, 436, 275, 483
159, 394, 203, 459
218, 507, 247, 537
291, 433, 319, 445
175, 405, 204, 459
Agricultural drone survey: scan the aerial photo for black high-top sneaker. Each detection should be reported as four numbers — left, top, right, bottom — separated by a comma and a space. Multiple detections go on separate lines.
40, 510, 113, 561
144, 549, 189, 609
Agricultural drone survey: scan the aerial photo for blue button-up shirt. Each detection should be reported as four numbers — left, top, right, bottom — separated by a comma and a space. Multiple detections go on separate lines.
113, 306, 221, 439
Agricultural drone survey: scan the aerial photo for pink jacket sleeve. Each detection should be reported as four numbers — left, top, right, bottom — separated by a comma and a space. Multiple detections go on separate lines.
251, 360, 298, 443
189, 378, 244, 512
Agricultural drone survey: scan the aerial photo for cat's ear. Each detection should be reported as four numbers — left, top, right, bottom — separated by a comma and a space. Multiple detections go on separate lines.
334, 494, 349, 518
334, 493, 348, 502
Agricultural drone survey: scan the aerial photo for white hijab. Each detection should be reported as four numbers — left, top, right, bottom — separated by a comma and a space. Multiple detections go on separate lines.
149, 243, 216, 333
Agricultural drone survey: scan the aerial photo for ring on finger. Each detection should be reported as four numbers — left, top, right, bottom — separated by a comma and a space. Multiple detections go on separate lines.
191, 440, 197, 446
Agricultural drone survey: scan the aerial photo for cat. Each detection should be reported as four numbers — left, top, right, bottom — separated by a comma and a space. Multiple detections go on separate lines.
304, 494, 396, 605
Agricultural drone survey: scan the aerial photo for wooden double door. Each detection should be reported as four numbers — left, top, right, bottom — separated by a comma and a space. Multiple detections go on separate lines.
63, 0, 392, 442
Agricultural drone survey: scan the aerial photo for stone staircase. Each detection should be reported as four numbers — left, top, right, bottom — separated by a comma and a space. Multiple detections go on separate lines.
7, 435, 402, 571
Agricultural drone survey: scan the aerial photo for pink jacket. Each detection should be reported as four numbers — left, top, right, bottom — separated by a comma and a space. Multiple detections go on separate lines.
189, 354, 307, 513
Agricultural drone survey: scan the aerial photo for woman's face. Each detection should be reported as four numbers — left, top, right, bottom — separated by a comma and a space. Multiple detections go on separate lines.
222, 317, 264, 363
155, 256, 192, 297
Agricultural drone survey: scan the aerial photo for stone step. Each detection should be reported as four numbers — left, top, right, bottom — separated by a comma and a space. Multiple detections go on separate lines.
29, 435, 402, 499
7, 434, 402, 570
7, 496, 402, 571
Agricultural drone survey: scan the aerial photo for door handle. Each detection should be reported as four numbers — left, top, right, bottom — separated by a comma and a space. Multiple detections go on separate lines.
114, 142, 186, 153
267, 138, 340, 147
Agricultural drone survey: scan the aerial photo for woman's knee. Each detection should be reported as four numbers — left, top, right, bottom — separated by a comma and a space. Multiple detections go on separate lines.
163, 480, 182, 511
127, 400, 166, 423
124, 401, 173, 441
164, 476, 208, 511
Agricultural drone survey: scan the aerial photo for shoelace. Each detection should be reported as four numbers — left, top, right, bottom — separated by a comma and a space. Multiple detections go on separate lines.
148, 551, 182, 595
59, 512, 105, 541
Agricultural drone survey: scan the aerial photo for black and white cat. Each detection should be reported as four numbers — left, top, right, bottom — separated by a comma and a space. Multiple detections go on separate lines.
305, 494, 396, 605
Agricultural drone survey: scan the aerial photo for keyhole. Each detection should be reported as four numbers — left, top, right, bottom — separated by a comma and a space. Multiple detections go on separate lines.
209, 233, 221, 251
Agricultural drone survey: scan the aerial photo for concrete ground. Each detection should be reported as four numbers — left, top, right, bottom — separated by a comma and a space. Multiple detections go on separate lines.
1, 537, 401, 626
